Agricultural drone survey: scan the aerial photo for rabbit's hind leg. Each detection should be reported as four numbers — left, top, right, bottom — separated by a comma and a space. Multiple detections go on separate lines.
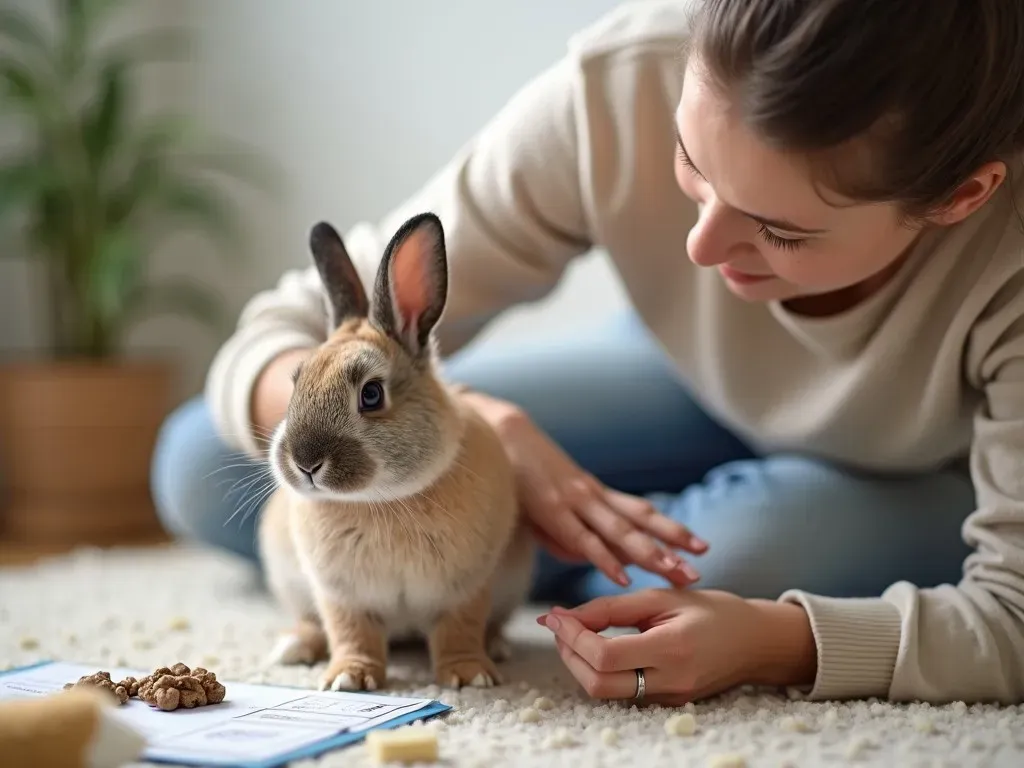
267, 618, 328, 666
484, 522, 537, 664
259, 491, 328, 666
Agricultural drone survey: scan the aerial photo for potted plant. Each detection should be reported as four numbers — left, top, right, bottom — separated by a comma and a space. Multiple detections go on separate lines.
0, 0, 268, 548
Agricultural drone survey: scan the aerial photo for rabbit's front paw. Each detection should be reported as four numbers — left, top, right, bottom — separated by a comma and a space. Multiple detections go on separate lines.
435, 656, 502, 689
319, 657, 386, 692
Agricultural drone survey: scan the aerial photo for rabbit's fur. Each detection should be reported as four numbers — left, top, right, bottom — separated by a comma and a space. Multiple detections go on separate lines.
257, 213, 534, 692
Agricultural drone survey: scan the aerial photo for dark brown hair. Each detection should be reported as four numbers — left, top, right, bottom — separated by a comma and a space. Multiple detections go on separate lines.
689, 0, 1024, 220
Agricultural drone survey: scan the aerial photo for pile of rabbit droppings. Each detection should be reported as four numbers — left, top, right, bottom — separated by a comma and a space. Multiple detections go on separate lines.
3, 545, 1023, 767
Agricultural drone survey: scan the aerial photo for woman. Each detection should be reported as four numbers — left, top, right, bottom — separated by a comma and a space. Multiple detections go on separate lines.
153, 0, 1024, 706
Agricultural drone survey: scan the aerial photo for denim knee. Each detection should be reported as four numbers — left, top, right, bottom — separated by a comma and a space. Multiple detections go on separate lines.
655, 455, 976, 599
150, 396, 263, 560
152, 397, 204, 537
566, 453, 976, 604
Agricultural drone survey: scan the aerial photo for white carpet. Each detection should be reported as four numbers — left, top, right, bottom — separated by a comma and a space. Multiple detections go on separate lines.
2, 545, 1023, 767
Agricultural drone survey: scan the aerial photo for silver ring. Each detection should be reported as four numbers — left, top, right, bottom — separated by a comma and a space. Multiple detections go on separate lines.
633, 668, 646, 702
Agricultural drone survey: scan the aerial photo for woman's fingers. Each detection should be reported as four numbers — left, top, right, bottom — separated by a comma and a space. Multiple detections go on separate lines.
554, 637, 678, 702
554, 637, 641, 699
550, 589, 677, 631
524, 470, 704, 587
547, 609, 695, 703
528, 521, 587, 562
540, 611, 655, 672
528, 488, 630, 587
605, 489, 708, 554
577, 495, 699, 586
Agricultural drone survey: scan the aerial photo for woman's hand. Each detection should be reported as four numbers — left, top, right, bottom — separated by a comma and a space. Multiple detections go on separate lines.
538, 589, 818, 704
251, 348, 314, 441
461, 390, 706, 588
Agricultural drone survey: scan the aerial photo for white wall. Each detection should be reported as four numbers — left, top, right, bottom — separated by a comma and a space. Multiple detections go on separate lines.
1, 0, 634, 401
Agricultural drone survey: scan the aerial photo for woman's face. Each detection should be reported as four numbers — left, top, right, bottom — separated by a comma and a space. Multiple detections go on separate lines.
674, 58, 924, 306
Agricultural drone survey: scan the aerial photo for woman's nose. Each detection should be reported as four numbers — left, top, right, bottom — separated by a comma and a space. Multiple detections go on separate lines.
686, 198, 741, 267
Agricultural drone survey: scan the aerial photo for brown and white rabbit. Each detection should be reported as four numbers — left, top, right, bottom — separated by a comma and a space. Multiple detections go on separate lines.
257, 212, 535, 692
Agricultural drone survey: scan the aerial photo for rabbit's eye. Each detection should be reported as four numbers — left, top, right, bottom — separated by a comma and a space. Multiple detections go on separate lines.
359, 380, 385, 412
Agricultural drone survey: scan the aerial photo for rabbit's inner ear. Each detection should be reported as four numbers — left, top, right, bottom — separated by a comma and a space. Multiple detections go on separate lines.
309, 221, 369, 327
371, 213, 448, 356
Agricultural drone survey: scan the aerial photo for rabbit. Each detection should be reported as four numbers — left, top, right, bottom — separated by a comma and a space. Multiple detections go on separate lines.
257, 211, 536, 692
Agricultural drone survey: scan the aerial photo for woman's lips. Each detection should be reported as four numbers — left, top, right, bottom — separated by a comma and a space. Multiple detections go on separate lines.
718, 264, 774, 284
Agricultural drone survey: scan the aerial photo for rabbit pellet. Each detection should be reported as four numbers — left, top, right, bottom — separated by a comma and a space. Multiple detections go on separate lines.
706, 753, 747, 768
541, 727, 576, 749
778, 714, 813, 733
844, 735, 872, 759
518, 706, 541, 723
912, 714, 936, 733
664, 712, 698, 736
533, 696, 555, 711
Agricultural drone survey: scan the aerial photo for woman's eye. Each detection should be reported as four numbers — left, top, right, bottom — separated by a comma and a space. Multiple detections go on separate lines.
756, 223, 807, 252
359, 380, 385, 412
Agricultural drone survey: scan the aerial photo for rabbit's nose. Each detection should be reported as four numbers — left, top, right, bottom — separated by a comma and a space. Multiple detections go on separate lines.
296, 460, 324, 478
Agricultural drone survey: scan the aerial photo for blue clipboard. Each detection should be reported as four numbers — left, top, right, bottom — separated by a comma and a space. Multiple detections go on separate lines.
0, 660, 452, 768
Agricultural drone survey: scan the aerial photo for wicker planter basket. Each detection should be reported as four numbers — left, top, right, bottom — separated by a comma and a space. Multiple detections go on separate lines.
0, 360, 172, 548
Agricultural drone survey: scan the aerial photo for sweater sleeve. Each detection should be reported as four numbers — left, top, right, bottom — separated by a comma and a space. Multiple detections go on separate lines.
780, 300, 1024, 704
205, 54, 593, 456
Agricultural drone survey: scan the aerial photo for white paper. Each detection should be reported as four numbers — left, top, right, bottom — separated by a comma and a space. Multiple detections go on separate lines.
0, 662, 440, 766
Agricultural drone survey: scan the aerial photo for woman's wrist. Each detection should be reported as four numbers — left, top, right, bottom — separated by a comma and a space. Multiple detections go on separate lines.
455, 387, 526, 433
250, 348, 313, 440
745, 599, 818, 688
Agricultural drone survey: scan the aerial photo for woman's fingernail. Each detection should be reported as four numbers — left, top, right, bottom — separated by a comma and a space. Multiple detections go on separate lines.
617, 570, 632, 587
661, 554, 682, 570
545, 615, 561, 631
535, 614, 548, 626
683, 562, 701, 581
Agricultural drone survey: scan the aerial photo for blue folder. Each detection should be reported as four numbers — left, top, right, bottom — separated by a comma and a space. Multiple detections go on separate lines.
0, 660, 452, 768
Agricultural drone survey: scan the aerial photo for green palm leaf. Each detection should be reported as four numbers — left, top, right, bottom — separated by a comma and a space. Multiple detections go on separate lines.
124, 277, 227, 331
98, 27, 192, 67
177, 142, 282, 195
87, 226, 141, 328
1, 0, 268, 358
83, 60, 126, 171
0, 55, 64, 137
154, 177, 244, 259
0, 57, 43, 105
0, 159, 56, 229
0, 8, 50, 54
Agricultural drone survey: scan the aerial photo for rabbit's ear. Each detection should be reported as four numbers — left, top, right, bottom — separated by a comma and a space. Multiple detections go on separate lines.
309, 221, 370, 328
370, 212, 448, 357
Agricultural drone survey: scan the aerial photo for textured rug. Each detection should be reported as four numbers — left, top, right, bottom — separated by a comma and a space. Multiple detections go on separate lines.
1, 545, 1023, 767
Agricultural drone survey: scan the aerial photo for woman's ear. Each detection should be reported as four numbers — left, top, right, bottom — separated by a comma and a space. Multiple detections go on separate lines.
929, 160, 1008, 226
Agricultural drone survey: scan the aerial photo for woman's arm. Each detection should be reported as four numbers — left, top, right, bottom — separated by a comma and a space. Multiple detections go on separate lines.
206, 54, 594, 456
779, 291, 1024, 704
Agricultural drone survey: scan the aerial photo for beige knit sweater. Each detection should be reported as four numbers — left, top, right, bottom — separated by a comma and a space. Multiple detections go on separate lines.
206, 1, 1024, 704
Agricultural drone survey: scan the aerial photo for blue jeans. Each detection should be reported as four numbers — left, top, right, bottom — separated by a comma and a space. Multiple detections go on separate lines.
151, 313, 975, 604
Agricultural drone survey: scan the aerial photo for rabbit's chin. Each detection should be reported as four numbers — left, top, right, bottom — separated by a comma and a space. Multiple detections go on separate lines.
271, 469, 448, 505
